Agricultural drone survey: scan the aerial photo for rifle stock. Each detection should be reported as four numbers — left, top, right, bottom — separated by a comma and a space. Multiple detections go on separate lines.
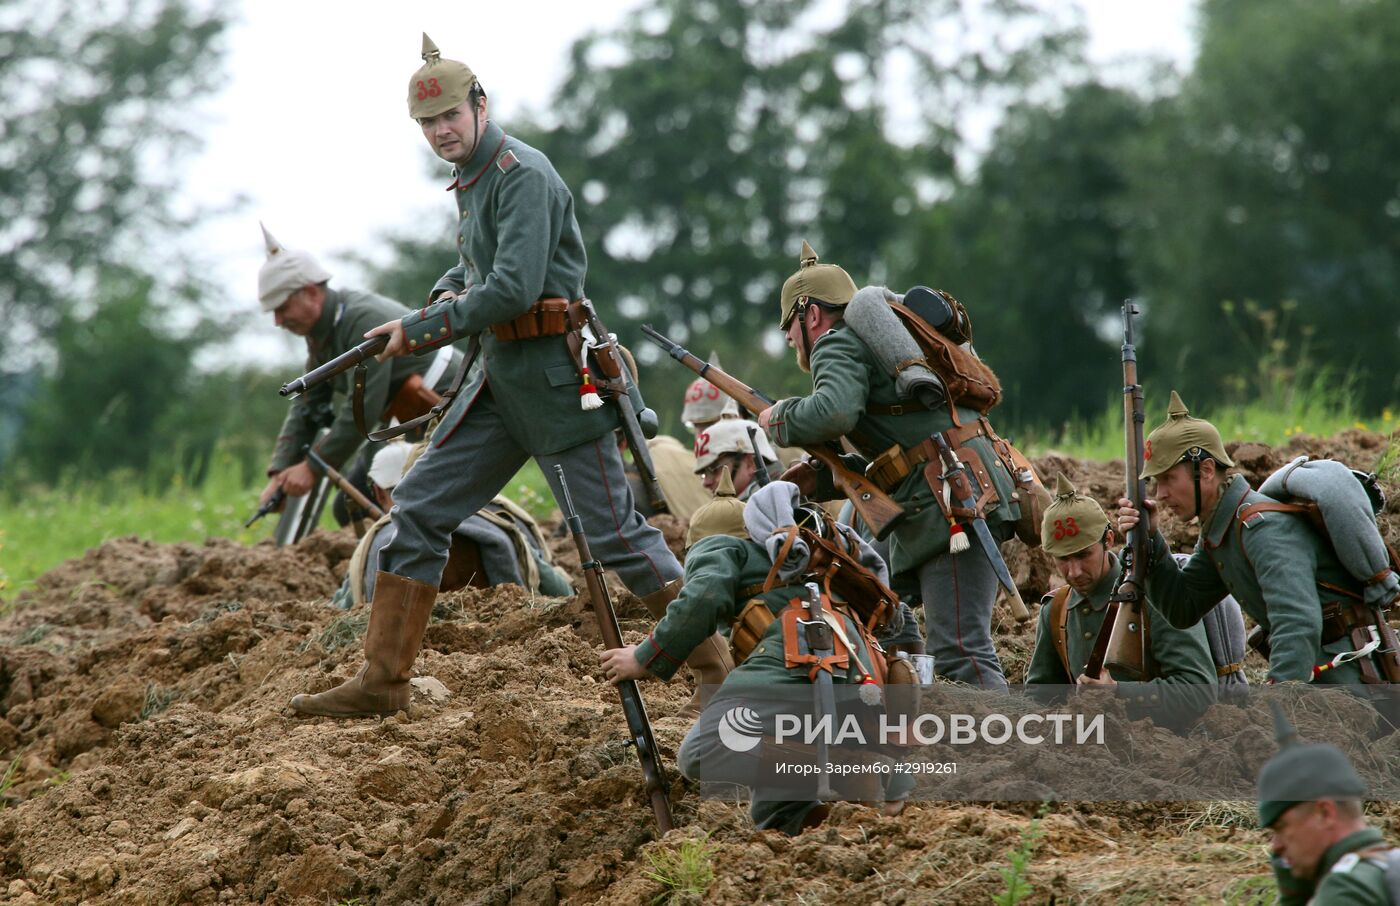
554, 465, 674, 834
280, 335, 389, 398
640, 324, 905, 538
1088, 302, 1149, 680
306, 449, 385, 521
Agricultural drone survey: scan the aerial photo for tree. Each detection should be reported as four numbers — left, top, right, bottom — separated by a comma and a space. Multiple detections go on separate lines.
0, 0, 228, 371
1127, 0, 1400, 410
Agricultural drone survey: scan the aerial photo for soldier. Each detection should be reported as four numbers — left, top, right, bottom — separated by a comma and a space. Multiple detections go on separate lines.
692, 418, 781, 499
290, 35, 730, 718
1260, 705, 1392, 905
681, 364, 740, 436
600, 476, 909, 833
757, 243, 1020, 690
1115, 392, 1392, 687
328, 441, 572, 610
256, 225, 460, 526
1026, 474, 1216, 726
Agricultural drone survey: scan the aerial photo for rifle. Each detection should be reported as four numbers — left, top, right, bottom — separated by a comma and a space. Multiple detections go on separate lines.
580, 300, 667, 514
280, 335, 388, 399
746, 425, 771, 488
800, 581, 838, 801
930, 433, 1031, 621
640, 325, 904, 538
1085, 302, 1149, 680
554, 465, 674, 833
244, 488, 286, 528
306, 449, 385, 521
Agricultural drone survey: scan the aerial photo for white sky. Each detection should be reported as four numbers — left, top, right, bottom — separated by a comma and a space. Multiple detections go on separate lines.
183, 0, 1197, 366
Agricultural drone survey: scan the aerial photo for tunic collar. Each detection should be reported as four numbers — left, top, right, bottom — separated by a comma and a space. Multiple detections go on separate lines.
445, 121, 507, 192
308, 286, 343, 348
1318, 827, 1386, 881
1204, 474, 1251, 549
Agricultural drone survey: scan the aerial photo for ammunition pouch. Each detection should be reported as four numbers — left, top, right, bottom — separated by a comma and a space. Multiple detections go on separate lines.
489, 298, 586, 342
730, 596, 776, 666
384, 372, 443, 425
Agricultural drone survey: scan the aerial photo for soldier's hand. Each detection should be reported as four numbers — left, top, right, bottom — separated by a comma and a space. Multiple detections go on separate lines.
600, 645, 651, 685
366, 319, 408, 361
258, 477, 285, 510
1075, 671, 1116, 687
281, 461, 316, 496
1115, 497, 1154, 536
757, 406, 774, 430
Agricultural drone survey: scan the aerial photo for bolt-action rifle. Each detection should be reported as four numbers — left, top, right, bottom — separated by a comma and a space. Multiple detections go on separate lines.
554, 465, 674, 834
1085, 302, 1149, 680
244, 488, 286, 528
746, 425, 771, 489
640, 325, 904, 539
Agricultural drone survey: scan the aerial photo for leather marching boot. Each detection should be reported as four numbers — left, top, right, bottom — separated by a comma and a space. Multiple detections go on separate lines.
291, 571, 437, 718
641, 578, 733, 716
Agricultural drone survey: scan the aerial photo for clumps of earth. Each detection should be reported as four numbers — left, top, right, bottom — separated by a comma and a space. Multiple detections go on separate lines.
1, 431, 1397, 904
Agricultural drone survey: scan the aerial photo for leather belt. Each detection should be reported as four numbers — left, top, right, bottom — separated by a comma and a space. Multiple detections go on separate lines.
490, 298, 585, 341
865, 418, 992, 493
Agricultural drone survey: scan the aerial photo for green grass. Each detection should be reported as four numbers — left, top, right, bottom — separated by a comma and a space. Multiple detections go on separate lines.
644, 836, 716, 904
0, 447, 556, 604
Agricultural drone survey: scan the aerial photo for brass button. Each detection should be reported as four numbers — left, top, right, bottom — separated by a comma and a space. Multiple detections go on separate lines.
408, 339, 417, 348
423, 333, 432, 341
1083, 631, 1093, 640
439, 327, 448, 335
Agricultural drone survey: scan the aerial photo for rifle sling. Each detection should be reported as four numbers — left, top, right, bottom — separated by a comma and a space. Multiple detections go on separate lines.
353, 336, 481, 442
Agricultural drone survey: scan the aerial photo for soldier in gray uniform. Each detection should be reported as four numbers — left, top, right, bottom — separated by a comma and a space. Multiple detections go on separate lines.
290, 36, 729, 718
257, 225, 460, 525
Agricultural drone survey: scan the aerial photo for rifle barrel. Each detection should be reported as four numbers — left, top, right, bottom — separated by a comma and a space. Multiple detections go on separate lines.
280, 335, 389, 398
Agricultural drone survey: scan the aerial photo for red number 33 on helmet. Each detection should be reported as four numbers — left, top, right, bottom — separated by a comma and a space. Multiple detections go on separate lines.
1052, 517, 1079, 540
415, 78, 442, 100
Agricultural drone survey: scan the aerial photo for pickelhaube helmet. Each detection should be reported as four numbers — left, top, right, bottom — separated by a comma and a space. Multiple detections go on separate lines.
693, 419, 777, 474
1257, 701, 1368, 828
778, 240, 857, 329
1140, 391, 1235, 480
681, 352, 740, 429
1040, 473, 1110, 558
257, 223, 332, 312
686, 468, 749, 547
408, 33, 479, 119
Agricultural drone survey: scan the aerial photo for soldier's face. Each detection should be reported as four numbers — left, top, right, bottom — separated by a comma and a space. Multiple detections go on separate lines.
784, 307, 816, 372
419, 96, 488, 165
1151, 459, 1221, 519
1053, 538, 1111, 593
1269, 802, 1333, 880
272, 287, 323, 336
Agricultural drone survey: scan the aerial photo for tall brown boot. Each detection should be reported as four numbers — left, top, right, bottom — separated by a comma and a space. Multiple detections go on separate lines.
291, 571, 437, 718
641, 578, 733, 716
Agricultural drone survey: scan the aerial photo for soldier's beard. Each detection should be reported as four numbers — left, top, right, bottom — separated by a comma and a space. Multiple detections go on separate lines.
794, 347, 811, 373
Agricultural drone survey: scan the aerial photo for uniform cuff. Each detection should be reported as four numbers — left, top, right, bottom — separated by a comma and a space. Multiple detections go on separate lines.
402, 308, 455, 355
635, 633, 685, 682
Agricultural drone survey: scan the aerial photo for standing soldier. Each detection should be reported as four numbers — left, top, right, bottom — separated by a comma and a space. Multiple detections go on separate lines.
1026, 474, 1216, 726
692, 418, 781, 499
1116, 392, 1393, 688
257, 225, 460, 526
1259, 705, 1391, 905
290, 35, 730, 718
757, 243, 1021, 690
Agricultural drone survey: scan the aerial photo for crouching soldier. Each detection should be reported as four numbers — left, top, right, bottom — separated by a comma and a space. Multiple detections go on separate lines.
600, 476, 913, 833
329, 442, 572, 610
1116, 392, 1397, 690
692, 418, 782, 499
1026, 475, 1216, 728
1260, 705, 1393, 905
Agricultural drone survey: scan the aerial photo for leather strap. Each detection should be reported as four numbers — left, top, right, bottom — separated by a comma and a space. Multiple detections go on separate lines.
866, 399, 929, 417
1048, 586, 1073, 680
355, 335, 481, 442
489, 298, 586, 341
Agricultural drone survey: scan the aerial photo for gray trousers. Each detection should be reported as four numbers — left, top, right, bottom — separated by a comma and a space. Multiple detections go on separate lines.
381, 387, 681, 596
918, 547, 1008, 691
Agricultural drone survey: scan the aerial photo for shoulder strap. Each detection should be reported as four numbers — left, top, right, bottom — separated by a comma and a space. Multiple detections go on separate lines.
1048, 586, 1074, 680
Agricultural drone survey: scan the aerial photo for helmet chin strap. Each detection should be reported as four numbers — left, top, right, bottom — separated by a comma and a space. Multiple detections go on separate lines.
795, 299, 814, 365
1187, 448, 1204, 520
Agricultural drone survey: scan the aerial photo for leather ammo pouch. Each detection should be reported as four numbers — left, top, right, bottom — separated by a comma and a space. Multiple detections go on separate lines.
730, 594, 776, 666
384, 372, 443, 424
489, 298, 585, 341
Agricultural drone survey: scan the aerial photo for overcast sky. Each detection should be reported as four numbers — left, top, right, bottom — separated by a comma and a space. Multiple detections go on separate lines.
183, 0, 1196, 365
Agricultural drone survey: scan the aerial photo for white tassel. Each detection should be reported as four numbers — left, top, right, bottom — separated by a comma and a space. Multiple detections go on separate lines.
949, 522, 971, 553
579, 366, 604, 410
858, 678, 883, 706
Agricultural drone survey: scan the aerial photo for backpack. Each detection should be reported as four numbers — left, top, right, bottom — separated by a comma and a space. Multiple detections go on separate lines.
889, 289, 1002, 416
1234, 456, 1399, 609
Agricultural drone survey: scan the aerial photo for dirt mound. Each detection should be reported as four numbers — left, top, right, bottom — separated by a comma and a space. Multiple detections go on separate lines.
0, 431, 1397, 904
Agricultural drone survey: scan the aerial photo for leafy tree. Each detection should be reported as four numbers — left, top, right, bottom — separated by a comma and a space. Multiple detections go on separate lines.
0, 0, 227, 371
913, 81, 1156, 429
1127, 0, 1400, 410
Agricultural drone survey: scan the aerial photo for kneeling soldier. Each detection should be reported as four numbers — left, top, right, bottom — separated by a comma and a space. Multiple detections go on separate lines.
1026, 474, 1216, 726
600, 475, 910, 833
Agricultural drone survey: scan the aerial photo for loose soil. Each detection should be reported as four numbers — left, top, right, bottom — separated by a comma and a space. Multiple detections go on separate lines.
1, 431, 1397, 905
